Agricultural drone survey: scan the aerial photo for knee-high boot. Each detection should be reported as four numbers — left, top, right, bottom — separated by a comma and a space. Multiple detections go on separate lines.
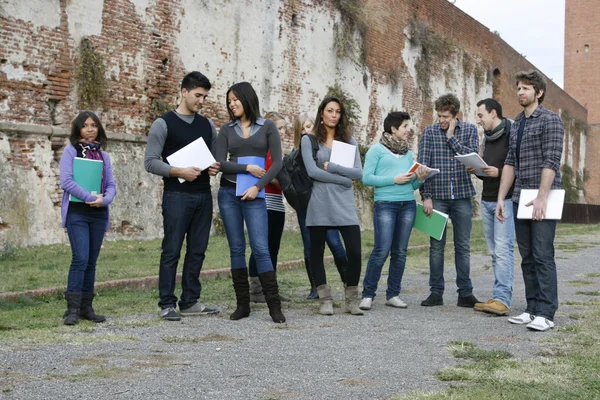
230, 269, 251, 320
258, 270, 286, 323
305, 258, 318, 300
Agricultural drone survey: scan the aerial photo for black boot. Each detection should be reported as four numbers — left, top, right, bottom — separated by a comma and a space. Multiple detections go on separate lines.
63, 292, 82, 326
258, 270, 286, 323
79, 292, 106, 323
334, 257, 348, 285
304, 258, 318, 300
230, 269, 251, 320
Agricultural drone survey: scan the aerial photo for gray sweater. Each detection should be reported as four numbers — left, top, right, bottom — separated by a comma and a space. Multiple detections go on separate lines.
301, 135, 362, 226
213, 118, 282, 191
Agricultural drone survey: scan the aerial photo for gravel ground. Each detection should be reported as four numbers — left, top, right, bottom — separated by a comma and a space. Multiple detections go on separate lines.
1, 231, 599, 400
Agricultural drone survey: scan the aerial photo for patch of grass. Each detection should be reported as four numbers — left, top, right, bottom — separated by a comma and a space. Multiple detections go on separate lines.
161, 333, 241, 343
447, 341, 512, 361
576, 291, 600, 296
52, 366, 139, 381
583, 272, 600, 278
568, 280, 595, 287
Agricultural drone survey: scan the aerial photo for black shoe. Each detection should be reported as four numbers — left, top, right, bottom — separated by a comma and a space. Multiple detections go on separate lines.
421, 293, 443, 307
306, 286, 319, 300
457, 294, 480, 308
159, 307, 181, 321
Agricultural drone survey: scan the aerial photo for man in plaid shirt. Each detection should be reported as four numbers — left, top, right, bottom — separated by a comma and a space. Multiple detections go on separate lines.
418, 93, 481, 308
497, 70, 564, 332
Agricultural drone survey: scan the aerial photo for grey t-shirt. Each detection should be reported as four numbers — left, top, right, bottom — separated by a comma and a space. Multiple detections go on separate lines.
301, 135, 362, 226
144, 111, 218, 177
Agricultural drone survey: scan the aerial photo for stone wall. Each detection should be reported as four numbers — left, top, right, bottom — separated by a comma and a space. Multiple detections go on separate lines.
0, 0, 591, 246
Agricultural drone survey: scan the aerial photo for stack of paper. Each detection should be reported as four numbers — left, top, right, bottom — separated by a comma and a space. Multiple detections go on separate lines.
413, 203, 449, 241
166, 137, 216, 183
454, 152, 488, 176
70, 157, 103, 202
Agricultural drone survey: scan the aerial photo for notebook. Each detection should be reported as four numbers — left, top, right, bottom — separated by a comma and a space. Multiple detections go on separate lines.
70, 157, 103, 202
236, 156, 266, 198
413, 203, 449, 241
516, 189, 565, 220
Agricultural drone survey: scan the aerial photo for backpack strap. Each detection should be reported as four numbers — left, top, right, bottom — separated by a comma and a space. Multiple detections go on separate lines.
304, 134, 319, 163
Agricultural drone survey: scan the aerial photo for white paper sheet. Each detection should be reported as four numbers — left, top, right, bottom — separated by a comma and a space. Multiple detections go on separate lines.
517, 189, 565, 220
166, 137, 216, 183
330, 140, 356, 168
454, 152, 488, 176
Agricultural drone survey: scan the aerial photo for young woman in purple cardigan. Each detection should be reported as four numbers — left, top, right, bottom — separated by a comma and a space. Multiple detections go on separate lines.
59, 111, 117, 325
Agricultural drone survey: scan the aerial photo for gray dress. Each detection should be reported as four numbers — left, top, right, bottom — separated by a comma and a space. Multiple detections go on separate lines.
301, 135, 363, 227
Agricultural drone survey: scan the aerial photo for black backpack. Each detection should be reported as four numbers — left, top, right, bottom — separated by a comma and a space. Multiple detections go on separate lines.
278, 134, 319, 211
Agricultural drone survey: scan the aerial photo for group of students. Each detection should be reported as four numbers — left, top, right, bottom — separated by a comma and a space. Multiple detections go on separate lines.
59, 69, 563, 332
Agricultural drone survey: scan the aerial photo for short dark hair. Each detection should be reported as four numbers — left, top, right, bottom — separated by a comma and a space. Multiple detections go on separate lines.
383, 111, 410, 133
226, 82, 261, 123
434, 93, 461, 116
314, 96, 350, 144
476, 98, 503, 119
69, 111, 107, 149
181, 71, 212, 91
515, 70, 546, 104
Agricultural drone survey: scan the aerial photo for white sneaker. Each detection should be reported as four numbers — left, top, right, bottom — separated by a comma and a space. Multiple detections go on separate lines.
526, 316, 555, 331
385, 296, 408, 308
508, 312, 535, 325
359, 298, 372, 310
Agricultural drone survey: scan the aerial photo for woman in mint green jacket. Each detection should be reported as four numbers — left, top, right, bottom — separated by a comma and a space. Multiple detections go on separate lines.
359, 112, 428, 310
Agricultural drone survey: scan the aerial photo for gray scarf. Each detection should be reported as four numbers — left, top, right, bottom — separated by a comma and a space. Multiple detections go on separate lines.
485, 119, 507, 142
380, 132, 409, 155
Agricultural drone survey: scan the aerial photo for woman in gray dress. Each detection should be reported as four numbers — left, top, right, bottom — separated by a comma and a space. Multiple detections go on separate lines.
301, 96, 363, 315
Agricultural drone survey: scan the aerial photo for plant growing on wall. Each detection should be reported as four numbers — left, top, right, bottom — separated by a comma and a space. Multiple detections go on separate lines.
332, 0, 368, 65
75, 37, 107, 109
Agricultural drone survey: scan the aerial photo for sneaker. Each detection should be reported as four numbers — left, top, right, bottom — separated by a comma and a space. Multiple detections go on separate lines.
421, 293, 443, 307
508, 312, 535, 325
457, 294, 480, 308
475, 299, 510, 316
180, 303, 220, 316
526, 316, 555, 331
159, 307, 181, 321
385, 296, 408, 308
359, 297, 373, 310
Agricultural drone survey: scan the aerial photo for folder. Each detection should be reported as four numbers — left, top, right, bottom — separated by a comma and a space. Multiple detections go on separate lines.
517, 189, 565, 220
330, 140, 356, 168
70, 157, 103, 203
413, 203, 449, 241
236, 156, 266, 198
166, 137, 217, 183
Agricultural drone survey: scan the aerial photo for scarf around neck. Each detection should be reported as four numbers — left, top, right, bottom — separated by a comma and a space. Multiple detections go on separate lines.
78, 139, 106, 195
380, 132, 409, 155
484, 119, 507, 142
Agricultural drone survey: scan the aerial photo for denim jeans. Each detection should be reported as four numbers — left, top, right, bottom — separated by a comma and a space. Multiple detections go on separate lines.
362, 201, 416, 300
158, 190, 212, 309
248, 210, 285, 277
297, 209, 346, 260
513, 202, 558, 320
481, 200, 515, 307
218, 186, 273, 274
429, 198, 473, 296
66, 208, 107, 293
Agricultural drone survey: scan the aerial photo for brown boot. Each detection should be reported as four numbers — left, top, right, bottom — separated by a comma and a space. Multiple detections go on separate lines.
230, 269, 251, 320
258, 270, 286, 323
317, 285, 334, 315
344, 286, 364, 315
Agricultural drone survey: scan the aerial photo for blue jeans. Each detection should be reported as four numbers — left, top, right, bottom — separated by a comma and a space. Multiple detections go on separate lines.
66, 208, 107, 293
481, 200, 515, 307
158, 190, 212, 309
218, 186, 273, 274
513, 202, 558, 320
429, 198, 473, 296
297, 209, 346, 260
362, 201, 416, 300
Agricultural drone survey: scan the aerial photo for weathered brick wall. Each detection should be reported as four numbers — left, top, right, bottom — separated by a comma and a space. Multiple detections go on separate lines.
0, 0, 593, 246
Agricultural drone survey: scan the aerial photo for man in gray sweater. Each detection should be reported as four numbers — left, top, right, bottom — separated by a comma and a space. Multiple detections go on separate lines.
144, 71, 220, 321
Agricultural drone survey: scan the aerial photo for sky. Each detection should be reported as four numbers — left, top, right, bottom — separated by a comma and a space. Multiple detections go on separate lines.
453, 0, 565, 88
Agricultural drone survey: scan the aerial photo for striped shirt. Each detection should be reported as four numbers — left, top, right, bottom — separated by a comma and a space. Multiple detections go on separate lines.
265, 151, 286, 212
418, 119, 478, 200
504, 104, 564, 203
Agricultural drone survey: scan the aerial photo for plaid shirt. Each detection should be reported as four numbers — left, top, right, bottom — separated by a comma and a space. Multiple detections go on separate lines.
418, 119, 478, 200
504, 104, 563, 203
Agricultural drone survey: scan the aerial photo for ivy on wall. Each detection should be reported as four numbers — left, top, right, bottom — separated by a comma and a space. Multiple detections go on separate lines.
75, 37, 107, 109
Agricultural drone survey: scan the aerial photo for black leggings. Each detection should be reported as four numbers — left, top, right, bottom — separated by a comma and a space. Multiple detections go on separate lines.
309, 225, 361, 287
248, 210, 286, 277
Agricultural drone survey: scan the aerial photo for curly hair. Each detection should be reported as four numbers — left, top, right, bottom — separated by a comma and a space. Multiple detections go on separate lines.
515, 70, 546, 104
434, 93, 461, 116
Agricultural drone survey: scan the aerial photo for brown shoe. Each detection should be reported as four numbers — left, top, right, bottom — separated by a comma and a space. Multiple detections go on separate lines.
476, 299, 510, 316
474, 299, 494, 312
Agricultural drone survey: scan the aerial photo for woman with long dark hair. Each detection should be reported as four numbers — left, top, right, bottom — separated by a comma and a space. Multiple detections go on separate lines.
59, 111, 117, 325
302, 96, 363, 315
213, 82, 286, 323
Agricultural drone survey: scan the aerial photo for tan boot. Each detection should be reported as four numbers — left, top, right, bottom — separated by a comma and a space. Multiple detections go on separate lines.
344, 286, 364, 315
249, 276, 266, 303
316, 285, 334, 315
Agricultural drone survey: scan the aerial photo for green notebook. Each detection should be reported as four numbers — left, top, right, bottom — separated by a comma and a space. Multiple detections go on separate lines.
70, 157, 103, 203
413, 203, 449, 241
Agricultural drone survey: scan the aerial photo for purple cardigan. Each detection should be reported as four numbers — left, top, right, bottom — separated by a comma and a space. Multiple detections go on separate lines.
59, 144, 117, 231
